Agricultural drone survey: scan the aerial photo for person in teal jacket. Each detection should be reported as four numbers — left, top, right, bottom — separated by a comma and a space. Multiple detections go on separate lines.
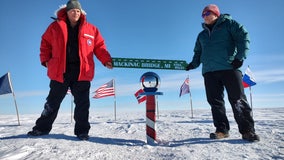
186, 4, 259, 142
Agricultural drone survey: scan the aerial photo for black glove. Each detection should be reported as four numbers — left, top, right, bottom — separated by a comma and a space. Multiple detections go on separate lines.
231, 59, 243, 69
185, 63, 194, 71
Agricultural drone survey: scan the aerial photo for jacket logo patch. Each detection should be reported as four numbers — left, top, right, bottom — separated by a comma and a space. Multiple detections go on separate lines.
87, 39, 92, 46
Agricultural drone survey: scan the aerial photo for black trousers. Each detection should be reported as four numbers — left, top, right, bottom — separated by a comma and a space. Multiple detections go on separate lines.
33, 71, 91, 136
203, 70, 255, 134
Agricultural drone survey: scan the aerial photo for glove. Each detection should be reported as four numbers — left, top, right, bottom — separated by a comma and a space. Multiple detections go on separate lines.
231, 59, 243, 69
104, 61, 113, 69
185, 63, 194, 71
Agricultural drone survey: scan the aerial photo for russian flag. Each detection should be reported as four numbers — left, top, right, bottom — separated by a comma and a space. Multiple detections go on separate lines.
242, 67, 256, 88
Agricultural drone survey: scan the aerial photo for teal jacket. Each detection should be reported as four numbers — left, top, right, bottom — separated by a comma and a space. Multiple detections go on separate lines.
190, 14, 250, 75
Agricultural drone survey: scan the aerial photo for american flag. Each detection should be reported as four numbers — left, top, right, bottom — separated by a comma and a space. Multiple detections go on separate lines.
134, 89, 147, 104
179, 77, 190, 97
93, 79, 115, 99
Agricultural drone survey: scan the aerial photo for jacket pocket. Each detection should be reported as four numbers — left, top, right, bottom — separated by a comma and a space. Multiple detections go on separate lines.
47, 57, 59, 78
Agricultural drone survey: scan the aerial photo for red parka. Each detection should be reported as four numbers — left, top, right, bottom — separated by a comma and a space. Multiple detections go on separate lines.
40, 6, 112, 83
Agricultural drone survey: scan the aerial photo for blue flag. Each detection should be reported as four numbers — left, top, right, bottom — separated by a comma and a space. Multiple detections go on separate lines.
0, 73, 12, 95
179, 77, 190, 97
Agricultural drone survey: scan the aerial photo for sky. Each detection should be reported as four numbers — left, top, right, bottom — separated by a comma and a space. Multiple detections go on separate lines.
0, 0, 284, 115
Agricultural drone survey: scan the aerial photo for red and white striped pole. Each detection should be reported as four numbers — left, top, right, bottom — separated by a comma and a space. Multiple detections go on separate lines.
140, 71, 162, 145
146, 95, 156, 144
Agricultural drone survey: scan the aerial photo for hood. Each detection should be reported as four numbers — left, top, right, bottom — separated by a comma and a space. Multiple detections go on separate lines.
53, 4, 87, 21
214, 13, 232, 26
219, 14, 232, 21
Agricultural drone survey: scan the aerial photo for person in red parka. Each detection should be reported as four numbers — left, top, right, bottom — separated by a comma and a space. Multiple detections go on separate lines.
28, 0, 113, 140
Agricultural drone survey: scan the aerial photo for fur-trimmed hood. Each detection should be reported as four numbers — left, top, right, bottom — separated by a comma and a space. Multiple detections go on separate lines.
41, 4, 112, 83
53, 4, 87, 21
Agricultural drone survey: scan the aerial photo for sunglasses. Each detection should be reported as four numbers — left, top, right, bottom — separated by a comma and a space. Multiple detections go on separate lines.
202, 11, 211, 18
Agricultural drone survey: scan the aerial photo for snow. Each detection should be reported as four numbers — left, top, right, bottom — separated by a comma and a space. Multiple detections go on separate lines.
0, 108, 283, 160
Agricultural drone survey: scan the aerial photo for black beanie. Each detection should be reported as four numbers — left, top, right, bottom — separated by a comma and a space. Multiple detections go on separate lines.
66, 0, 82, 12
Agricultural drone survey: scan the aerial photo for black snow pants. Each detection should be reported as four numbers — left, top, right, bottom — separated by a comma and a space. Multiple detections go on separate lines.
32, 66, 91, 136
203, 70, 255, 134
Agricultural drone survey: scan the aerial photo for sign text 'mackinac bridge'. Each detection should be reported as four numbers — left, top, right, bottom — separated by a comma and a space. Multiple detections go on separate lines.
112, 57, 187, 70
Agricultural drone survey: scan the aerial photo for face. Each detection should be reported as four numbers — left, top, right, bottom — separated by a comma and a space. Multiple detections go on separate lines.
202, 11, 218, 25
67, 8, 81, 24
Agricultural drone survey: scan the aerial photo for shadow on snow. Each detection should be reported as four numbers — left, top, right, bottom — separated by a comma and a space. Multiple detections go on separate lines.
0, 134, 145, 146
167, 137, 247, 147
1, 134, 247, 147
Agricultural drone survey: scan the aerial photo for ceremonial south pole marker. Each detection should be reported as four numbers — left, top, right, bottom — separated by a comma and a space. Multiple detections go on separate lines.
112, 57, 186, 144
140, 72, 163, 145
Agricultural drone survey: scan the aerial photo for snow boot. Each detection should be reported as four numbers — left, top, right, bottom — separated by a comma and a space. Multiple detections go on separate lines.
77, 133, 89, 140
27, 130, 49, 136
210, 132, 229, 139
242, 132, 260, 142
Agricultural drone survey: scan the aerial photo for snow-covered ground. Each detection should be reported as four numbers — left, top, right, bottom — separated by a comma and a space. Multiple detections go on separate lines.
0, 108, 283, 160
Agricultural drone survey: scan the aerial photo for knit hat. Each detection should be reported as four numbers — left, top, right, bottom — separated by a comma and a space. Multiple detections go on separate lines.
66, 0, 82, 12
202, 4, 220, 17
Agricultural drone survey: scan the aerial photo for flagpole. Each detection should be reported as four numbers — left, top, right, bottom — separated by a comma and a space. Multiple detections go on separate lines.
249, 86, 253, 117
189, 90, 193, 119
8, 72, 20, 126
70, 94, 73, 124
186, 75, 193, 118
113, 79, 117, 121
247, 65, 253, 116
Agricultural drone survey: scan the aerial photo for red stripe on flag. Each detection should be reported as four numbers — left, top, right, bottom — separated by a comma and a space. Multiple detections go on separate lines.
134, 89, 146, 104
93, 80, 115, 99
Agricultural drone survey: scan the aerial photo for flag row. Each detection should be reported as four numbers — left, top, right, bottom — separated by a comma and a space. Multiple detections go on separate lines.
1, 67, 256, 102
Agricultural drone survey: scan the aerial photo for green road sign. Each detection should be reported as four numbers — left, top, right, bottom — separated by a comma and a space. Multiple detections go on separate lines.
112, 57, 187, 70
